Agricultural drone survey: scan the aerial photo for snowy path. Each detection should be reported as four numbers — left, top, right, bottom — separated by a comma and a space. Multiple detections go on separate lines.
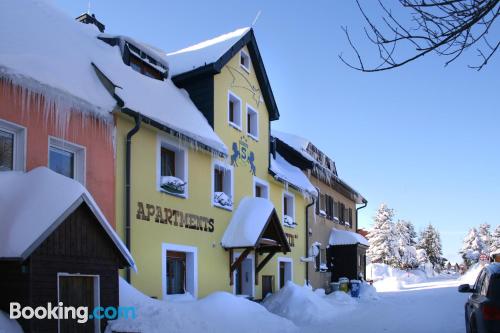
304, 278, 469, 333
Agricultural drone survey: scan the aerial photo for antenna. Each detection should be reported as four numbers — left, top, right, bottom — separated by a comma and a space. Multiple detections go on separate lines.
87, 0, 91, 14
251, 10, 261, 27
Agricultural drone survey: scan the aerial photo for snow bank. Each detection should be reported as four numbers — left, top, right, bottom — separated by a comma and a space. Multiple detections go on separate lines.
0, 311, 23, 333
262, 281, 377, 326
460, 263, 485, 285
367, 263, 435, 292
106, 278, 297, 333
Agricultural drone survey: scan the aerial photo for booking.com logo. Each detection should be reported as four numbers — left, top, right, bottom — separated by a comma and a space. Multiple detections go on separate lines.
10, 302, 136, 323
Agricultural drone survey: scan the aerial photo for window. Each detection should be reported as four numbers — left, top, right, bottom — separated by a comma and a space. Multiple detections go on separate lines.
316, 248, 328, 272
48, 137, 85, 184
158, 138, 188, 197
240, 50, 251, 72
283, 192, 295, 228
228, 92, 242, 130
254, 177, 269, 199
246, 105, 259, 139
277, 258, 293, 289
213, 161, 233, 210
0, 120, 26, 171
166, 251, 186, 295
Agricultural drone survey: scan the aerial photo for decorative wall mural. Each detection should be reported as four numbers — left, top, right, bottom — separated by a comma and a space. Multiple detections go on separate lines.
231, 136, 256, 175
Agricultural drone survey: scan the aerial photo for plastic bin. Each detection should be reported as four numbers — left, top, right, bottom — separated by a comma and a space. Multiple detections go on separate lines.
329, 282, 340, 292
339, 277, 349, 293
350, 280, 361, 298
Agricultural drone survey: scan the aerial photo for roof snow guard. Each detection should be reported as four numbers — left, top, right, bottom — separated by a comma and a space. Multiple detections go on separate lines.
328, 229, 368, 247
0, 168, 136, 270
221, 197, 290, 286
167, 27, 280, 121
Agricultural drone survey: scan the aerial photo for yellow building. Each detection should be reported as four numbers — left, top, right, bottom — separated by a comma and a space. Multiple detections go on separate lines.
111, 28, 317, 299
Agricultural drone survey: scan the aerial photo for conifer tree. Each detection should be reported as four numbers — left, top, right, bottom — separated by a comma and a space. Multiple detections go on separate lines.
367, 204, 400, 266
417, 224, 443, 269
460, 228, 484, 267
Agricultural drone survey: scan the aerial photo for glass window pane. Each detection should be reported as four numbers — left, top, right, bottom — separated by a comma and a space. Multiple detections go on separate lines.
161, 148, 176, 177
0, 130, 14, 171
49, 146, 74, 179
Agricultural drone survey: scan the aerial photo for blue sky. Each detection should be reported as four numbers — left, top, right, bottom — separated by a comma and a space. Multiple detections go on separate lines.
55, 0, 499, 263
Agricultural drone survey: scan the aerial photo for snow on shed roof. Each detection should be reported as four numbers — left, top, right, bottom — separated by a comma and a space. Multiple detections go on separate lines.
328, 229, 368, 247
167, 27, 250, 76
221, 197, 275, 248
0, 0, 116, 120
272, 129, 315, 162
270, 153, 318, 197
0, 167, 136, 270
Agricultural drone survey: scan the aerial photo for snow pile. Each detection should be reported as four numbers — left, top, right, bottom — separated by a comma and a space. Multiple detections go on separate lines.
167, 27, 250, 76
358, 283, 379, 301
367, 263, 433, 292
0, 311, 23, 333
460, 263, 484, 285
270, 153, 317, 197
106, 278, 297, 333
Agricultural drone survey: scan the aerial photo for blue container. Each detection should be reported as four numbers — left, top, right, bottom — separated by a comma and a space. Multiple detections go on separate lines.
350, 280, 361, 298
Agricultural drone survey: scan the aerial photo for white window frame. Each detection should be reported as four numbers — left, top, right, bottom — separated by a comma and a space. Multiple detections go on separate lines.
48, 136, 86, 185
227, 91, 242, 130
239, 49, 251, 73
282, 191, 296, 228
277, 257, 293, 289
246, 104, 259, 140
232, 252, 255, 298
162, 243, 198, 299
0, 119, 26, 172
156, 135, 189, 199
253, 176, 269, 199
211, 160, 234, 211
57, 273, 100, 333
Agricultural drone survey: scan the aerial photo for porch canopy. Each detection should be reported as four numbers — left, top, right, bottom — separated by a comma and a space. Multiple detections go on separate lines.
328, 229, 369, 247
221, 197, 290, 285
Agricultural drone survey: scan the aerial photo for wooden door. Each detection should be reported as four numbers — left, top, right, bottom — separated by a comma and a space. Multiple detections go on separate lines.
262, 275, 274, 299
59, 275, 97, 333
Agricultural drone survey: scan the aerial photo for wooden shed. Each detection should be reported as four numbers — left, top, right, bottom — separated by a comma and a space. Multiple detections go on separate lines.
0, 168, 135, 333
327, 229, 368, 281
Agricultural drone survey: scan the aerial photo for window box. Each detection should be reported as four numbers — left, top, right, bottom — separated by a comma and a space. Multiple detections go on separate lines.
214, 191, 233, 208
213, 161, 233, 210
319, 209, 327, 217
282, 192, 295, 228
160, 176, 186, 196
158, 138, 188, 198
283, 215, 296, 228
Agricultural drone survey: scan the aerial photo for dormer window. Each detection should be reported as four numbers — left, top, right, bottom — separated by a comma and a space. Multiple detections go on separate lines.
240, 50, 250, 72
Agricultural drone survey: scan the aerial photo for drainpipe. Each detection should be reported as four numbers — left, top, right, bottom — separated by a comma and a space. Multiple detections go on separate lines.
125, 113, 141, 283
305, 197, 315, 286
355, 199, 368, 232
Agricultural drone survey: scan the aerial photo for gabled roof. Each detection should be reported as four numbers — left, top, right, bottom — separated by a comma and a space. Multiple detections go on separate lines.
329, 229, 369, 247
167, 28, 280, 121
0, 168, 136, 270
221, 197, 290, 252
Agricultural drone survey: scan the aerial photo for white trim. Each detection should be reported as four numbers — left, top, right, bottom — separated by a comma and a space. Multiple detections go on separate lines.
232, 252, 255, 298
0, 118, 26, 172
282, 191, 296, 228
211, 159, 234, 211
156, 134, 189, 199
227, 90, 242, 131
253, 176, 270, 199
246, 103, 259, 141
48, 136, 86, 185
239, 49, 251, 73
57, 273, 100, 333
161, 243, 198, 299
277, 257, 293, 290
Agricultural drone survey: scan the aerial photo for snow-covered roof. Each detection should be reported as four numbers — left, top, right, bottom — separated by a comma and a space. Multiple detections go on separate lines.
0, 0, 116, 120
221, 197, 276, 248
167, 27, 250, 76
0, 168, 136, 270
272, 129, 315, 162
328, 229, 369, 247
0, 0, 227, 156
270, 153, 318, 197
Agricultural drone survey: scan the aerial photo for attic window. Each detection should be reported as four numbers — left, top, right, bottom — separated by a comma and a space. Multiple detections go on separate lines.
240, 50, 250, 72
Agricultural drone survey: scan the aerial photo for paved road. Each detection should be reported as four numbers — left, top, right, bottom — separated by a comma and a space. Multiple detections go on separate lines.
305, 279, 470, 333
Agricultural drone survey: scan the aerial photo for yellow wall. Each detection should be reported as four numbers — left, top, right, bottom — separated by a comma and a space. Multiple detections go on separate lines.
115, 45, 309, 299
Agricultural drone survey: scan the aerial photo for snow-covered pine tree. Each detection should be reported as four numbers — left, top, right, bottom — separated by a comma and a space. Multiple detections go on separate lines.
417, 224, 443, 269
490, 225, 500, 255
478, 223, 492, 255
366, 204, 400, 266
459, 227, 485, 267
395, 220, 418, 268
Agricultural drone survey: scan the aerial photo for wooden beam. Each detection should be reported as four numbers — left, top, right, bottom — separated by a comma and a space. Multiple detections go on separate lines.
255, 251, 259, 286
229, 248, 252, 286
256, 250, 277, 273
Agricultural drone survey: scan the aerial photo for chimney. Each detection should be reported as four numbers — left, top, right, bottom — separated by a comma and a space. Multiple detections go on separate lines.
75, 13, 105, 33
